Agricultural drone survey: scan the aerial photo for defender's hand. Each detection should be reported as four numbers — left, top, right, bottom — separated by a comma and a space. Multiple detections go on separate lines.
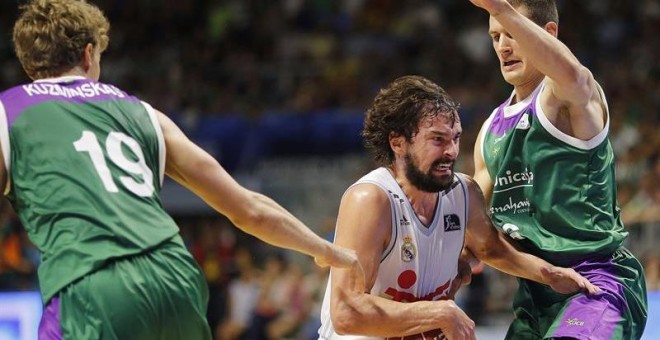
437, 300, 476, 340
315, 244, 366, 293
541, 266, 601, 295
447, 258, 473, 299
469, 0, 509, 14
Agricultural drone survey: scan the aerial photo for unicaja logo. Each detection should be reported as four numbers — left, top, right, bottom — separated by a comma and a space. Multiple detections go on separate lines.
494, 169, 534, 188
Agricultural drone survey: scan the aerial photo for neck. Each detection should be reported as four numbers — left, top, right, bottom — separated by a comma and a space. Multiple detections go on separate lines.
512, 75, 544, 104
59, 67, 88, 79
387, 165, 438, 224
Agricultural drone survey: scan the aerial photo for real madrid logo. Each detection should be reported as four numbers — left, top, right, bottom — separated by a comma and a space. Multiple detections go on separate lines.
401, 235, 416, 262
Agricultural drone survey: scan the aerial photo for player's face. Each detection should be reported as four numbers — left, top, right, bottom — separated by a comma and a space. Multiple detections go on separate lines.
488, 7, 541, 86
404, 115, 461, 192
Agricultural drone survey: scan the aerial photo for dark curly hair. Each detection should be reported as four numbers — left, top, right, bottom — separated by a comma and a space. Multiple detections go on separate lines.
362, 75, 460, 166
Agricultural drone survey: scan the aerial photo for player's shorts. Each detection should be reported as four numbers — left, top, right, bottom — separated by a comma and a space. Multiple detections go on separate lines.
505, 247, 647, 340
37, 235, 211, 340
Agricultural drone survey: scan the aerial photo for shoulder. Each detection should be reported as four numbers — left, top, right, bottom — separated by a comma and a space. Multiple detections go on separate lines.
454, 173, 486, 202
454, 172, 478, 191
342, 182, 390, 207
0, 83, 30, 101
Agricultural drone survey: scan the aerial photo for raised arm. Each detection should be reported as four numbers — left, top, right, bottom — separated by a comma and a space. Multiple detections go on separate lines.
155, 110, 363, 280
461, 174, 599, 295
329, 183, 475, 340
471, 0, 606, 140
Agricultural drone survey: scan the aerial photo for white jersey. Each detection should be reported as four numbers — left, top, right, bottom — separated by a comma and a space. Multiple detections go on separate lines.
318, 168, 469, 340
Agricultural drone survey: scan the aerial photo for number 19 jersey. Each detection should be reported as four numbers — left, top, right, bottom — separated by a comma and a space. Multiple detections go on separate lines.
0, 76, 179, 303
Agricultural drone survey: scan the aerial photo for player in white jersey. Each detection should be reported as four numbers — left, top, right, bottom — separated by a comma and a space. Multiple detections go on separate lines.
318, 76, 599, 340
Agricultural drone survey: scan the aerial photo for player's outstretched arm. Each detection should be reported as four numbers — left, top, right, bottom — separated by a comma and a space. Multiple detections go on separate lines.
470, 0, 592, 100
329, 184, 475, 340
155, 110, 364, 286
470, 0, 606, 140
461, 174, 600, 295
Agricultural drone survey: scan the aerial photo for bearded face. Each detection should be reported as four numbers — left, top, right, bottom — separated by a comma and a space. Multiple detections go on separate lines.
404, 151, 455, 193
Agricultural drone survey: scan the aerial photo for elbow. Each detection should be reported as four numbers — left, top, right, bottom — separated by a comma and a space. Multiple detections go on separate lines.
228, 193, 267, 233
330, 295, 366, 335
471, 240, 505, 264
332, 310, 361, 335
332, 314, 355, 335
565, 65, 595, 100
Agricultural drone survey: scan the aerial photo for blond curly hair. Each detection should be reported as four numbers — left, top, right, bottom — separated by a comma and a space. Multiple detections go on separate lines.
13, 0, 110, 80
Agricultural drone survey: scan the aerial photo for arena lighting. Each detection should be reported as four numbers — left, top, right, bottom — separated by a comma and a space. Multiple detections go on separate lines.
0, 291, 42, 340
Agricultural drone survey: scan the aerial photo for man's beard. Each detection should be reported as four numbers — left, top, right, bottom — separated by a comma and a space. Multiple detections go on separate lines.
404, 152, 455, 193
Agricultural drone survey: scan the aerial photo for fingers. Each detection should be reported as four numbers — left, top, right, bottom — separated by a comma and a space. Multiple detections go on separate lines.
582, 278, 601, 295
321, 244, 366, 293
350, 261, 366, 293
458, 260, 473, 286
569, 270, 602, 295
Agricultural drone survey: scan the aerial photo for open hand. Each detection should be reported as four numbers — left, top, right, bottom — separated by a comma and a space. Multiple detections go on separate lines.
541, 266, 601, 295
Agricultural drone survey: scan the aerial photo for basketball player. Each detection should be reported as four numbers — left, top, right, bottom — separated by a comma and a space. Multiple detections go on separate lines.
2, 1, 363, 339
318, 75, 598, 340
470, 0, 647, 338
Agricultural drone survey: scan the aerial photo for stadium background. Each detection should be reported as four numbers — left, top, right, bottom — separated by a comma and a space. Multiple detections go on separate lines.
0, 0, 658, 339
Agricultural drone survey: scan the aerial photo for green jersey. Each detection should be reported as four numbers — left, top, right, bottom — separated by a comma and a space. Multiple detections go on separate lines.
0, 76, 179, 302
480, 82, 626, 266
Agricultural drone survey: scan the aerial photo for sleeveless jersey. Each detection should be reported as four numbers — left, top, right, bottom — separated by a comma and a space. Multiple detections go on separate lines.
318, 167, 468, 339
479, 82, 626, 266
0, 76, 179, 303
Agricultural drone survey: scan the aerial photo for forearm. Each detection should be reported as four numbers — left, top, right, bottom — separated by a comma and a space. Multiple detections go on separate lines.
332, 291, 453, 337
474, 233, 552, 285
491, 3, 589, 89
233, 192, 332, 259
171, 154, 332, 260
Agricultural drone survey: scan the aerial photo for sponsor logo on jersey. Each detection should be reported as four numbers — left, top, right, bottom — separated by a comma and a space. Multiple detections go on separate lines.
490, 197, 532, 215
502, 223, 525, 240
401, 235, 416, 262
565, 318, 585, 326
516, 113, 530, 130
493, 168, 534, 190
443, 214, 461, 232
384, 279, 452, 302
493, 134, 506, 144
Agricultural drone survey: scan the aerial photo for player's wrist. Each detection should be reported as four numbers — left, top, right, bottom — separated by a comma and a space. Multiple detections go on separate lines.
538, 264, 558, 285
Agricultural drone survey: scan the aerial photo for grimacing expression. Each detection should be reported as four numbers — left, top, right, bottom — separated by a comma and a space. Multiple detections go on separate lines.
403, 116, 461, 193
404, 151, 455, 192
488, 6, 546, 86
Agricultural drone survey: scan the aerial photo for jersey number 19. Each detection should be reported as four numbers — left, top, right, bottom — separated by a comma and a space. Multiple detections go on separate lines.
73, 130, 154, 197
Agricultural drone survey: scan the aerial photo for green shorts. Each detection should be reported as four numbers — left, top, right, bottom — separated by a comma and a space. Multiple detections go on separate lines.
39, 235, 211, 340
505, 247, 647, 340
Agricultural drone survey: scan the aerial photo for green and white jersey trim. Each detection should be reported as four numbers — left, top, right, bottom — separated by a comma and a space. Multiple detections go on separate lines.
141, 101, 166, 185
0, 101, 10, 194
534, 83, 610, 150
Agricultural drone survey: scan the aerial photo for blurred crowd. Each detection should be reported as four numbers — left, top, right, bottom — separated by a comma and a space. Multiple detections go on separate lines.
1, 0, 659, 339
